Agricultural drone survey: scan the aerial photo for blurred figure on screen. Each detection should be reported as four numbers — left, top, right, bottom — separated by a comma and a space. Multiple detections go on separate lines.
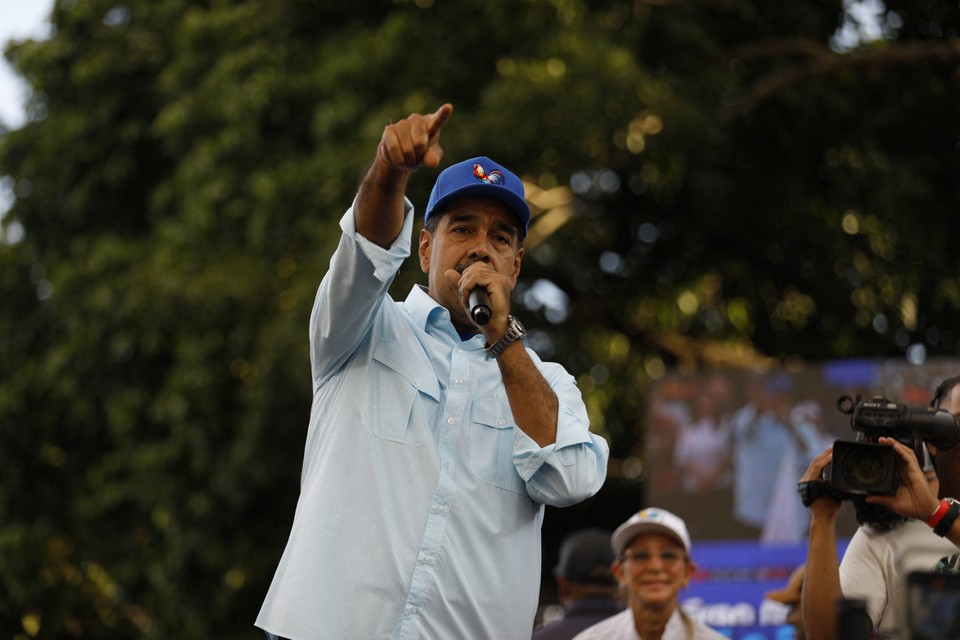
764, 565, 806, 640
762, 399, 834, 543
672, 375, 734, 495
533, 529, 623, 640
646, 382, 692, 495
731, 374, 794, 537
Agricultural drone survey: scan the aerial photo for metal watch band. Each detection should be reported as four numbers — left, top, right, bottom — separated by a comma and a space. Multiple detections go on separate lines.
484, 315, 526, 359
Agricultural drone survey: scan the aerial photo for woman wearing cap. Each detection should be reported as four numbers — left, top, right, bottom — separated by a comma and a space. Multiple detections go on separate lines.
573, 508, 726, 640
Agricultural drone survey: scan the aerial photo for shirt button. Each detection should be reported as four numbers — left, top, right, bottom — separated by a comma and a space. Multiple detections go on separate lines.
457, 348, 463, 354
447, 417, 455, 425
415, 380, 422, 388
498, 419, 506, 426
434, 506, 444, 514
409, 606, 418, 615
454, 378, 463, 384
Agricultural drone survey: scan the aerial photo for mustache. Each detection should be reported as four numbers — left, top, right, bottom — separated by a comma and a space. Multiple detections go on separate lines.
455, 259, 491, 275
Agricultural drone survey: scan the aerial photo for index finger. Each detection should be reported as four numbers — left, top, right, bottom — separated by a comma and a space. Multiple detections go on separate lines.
427, 103, 453, 136
879, 437, 921, 468
800, 446, 833, 481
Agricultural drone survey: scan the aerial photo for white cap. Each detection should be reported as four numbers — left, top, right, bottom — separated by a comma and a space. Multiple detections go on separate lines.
611, 508, 691, 556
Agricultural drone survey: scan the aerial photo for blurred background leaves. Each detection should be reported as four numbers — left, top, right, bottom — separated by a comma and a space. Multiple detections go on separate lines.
2, 0, 960, 636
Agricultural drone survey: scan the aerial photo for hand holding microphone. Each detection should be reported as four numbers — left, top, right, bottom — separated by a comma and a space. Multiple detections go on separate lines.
446, 262, 507, 329
469, 288, 492, 326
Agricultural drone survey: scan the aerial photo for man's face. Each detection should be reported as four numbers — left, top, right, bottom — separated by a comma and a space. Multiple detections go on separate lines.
941, 385, 960, 418
933, 384, 960, 497
418, 196, 523, 327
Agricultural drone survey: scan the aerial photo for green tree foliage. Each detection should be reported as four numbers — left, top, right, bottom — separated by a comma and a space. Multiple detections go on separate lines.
2, 0, 959, 636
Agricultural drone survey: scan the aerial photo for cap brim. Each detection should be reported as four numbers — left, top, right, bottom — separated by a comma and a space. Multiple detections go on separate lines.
612, 523, 688, 556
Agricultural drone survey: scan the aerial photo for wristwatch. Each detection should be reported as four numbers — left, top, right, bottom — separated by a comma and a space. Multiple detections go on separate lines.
931, 498, 960, 537
484, 315, 527, 359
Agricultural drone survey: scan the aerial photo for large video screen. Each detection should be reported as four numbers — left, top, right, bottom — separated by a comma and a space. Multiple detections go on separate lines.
643, 358, 960, 639
645, 357, 960, 543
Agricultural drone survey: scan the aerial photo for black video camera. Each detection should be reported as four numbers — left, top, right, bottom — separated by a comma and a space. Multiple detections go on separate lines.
823, 394, 960, 497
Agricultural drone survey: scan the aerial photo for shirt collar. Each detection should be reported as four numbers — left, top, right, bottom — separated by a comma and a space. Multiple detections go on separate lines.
404, 285, 484, 346
404, 285, 444, 329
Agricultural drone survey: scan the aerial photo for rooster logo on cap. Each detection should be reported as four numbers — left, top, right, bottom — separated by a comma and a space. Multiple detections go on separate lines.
473, 164, 504, 185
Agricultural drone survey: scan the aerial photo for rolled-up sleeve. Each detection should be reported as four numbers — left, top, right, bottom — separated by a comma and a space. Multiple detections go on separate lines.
513, 360, 609, 506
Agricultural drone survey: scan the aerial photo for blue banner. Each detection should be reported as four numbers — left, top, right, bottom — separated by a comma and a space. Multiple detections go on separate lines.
680, 539, 849, 639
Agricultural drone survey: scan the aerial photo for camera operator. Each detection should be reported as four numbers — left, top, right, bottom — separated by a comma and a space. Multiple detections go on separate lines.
799, 376, 960, 640
866, 436, 960, 550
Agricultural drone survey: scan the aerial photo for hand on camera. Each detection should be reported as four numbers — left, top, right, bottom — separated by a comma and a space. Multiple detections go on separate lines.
797, 446, 842, 515
864, 437, 939, 520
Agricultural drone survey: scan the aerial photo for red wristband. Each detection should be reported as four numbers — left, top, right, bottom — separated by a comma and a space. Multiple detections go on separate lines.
927, 499, 950, 528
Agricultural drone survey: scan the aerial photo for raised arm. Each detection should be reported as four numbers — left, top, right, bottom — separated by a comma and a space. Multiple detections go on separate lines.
356, 103, 453, 248
800, 447, 845, 640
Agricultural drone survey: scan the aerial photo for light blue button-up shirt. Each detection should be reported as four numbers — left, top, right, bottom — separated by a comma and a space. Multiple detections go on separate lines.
731, 408, 791, 528
256, 200, 609, 639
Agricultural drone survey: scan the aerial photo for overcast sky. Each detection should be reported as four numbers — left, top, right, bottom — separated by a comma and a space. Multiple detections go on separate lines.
0, 0, 55, 129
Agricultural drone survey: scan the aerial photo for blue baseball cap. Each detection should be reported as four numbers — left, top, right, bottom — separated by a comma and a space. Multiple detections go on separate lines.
424, 156, 531, 235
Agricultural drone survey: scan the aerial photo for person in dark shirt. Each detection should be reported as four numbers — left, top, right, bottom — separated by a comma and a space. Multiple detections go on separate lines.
533, 528, 623, 640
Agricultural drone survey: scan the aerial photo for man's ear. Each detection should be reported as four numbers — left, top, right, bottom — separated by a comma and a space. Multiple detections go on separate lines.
418, 228, 432, 273
509, 247, 524, 286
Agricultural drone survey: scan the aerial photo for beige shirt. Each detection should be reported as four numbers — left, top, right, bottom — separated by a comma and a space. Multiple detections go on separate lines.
573, 608, 727, 640
840, 518, 957, 637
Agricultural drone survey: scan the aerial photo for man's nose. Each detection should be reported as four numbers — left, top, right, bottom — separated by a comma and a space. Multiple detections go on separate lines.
467, 240, 492, 262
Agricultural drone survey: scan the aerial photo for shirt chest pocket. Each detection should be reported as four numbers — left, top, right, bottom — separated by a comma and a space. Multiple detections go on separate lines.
363, 340, 441, 446
470, 400, 526, 495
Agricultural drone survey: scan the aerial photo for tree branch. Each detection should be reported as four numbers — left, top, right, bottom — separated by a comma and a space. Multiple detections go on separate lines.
721, 38, 960, 121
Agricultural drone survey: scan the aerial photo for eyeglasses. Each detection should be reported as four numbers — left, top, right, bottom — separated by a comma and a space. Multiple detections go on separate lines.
620, 549, 685, 567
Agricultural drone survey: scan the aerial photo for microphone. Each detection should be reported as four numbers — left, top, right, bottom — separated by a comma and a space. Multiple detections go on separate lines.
469, 288, 492, 326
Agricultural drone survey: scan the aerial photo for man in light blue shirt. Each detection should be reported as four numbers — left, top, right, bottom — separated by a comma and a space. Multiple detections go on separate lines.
731, 375, 793, 533
255, 103, 610, 640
